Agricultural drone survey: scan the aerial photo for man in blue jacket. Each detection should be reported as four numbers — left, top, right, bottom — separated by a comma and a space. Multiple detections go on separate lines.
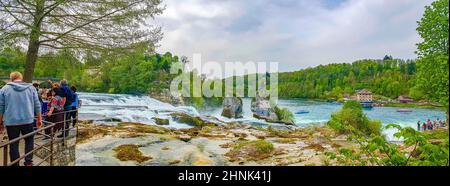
0, 72, 42, 166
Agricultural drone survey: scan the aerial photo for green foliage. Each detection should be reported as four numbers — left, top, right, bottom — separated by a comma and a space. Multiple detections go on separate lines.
274, 106, 295, 124
414, 0, 449, 106
234, 140, 274, 154
415, 51, 449, 106
0, 47, 180, 94
327, 100, 381, 136
105, 51, 179, 94
275, 59, 416, 99
326, 124, 449, 166
416, 0, 449, 57
0, 48, 25, 76
0, 81, 6, 88
185, 97, 206, 110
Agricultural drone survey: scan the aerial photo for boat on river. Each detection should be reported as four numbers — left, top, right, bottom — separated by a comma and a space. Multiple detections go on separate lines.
397, 109, 413, 112
295, 110, 310, 114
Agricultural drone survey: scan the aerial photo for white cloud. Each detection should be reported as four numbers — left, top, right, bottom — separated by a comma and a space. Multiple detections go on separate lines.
154, 0, 433, 77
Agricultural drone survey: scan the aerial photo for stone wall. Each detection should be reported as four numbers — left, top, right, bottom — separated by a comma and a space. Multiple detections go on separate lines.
35, 129, 77, 166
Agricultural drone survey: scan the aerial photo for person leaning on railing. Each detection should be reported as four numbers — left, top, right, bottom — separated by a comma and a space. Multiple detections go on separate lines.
44, 88, 65, 139
0, 72, 42, 166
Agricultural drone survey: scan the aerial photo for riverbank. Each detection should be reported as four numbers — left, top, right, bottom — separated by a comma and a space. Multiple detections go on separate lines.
75, 120, 358, 166
383, 102, 446, 110
75, 120, 449, 166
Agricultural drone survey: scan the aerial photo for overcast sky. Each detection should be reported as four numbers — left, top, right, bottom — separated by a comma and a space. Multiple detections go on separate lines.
154, 0, 433, 77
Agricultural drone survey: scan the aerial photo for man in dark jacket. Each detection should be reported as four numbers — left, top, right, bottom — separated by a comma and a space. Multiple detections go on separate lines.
59, 79, 74, 137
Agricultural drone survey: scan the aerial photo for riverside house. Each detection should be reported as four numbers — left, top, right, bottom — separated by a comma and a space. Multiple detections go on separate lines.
356, 89, 373, 108
356, 89, 373, 102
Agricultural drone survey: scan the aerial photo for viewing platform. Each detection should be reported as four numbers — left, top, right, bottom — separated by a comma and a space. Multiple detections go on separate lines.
0, 110, 78, 166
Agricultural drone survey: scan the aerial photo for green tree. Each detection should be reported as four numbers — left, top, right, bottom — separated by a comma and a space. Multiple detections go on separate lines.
414, 0, 449, 106
1, 0, 164, 82
327, 100, 381, 136
416, 0, 449, 57
326, 125, 449, 166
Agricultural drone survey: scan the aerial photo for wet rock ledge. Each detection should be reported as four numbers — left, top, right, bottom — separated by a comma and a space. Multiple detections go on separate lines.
75, 115, 358, 166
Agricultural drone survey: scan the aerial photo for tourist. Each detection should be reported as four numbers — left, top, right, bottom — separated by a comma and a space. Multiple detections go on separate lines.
59, 79, 74, 138
70, 86, 79, 127
426, 119, 432, 130
46, 80, 53, 88
422, 123, 427, 131
32, 83, 43, 103
417, 121, 421, 131
32, 83, 44, 130
0, 72, 42, 166
52, 82, 60, 89
45, 88, 65, 139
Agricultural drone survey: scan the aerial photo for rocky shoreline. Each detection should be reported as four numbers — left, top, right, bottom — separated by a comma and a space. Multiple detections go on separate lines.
75, 117, 357, 166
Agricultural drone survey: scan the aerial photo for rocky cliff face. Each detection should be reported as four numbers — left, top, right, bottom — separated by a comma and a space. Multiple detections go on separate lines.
221, 97, 243, 119
251, 93, 279, 121
149, 89, 185, 106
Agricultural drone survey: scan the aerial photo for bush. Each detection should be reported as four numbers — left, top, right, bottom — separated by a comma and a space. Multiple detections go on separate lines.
326, 124, 449, 166
274, 106, 295, 124
0, 81, 6, 88
327, 100, 381, 136
225, 140, 275, 161
234, 140, 274, 153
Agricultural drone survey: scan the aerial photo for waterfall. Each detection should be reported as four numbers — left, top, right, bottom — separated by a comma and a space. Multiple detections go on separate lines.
77, 92, 199, 128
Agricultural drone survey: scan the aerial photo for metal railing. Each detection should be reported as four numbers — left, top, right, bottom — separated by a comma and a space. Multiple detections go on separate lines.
0, 77, 60, 82
0, 109, 78, 166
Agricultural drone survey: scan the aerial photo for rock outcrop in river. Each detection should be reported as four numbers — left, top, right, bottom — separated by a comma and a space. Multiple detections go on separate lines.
221, 97, 243, 119
149, 89, 185, 106
250, 92, 295, 125
251, 92, 278, 121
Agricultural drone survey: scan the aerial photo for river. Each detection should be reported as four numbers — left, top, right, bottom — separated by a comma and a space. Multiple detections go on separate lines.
78, 92, 446, 141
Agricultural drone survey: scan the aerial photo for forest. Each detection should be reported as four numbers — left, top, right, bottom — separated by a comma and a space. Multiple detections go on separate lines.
277, 57, 418, 100
0, 47, 180, 94
0, 48, 438, 104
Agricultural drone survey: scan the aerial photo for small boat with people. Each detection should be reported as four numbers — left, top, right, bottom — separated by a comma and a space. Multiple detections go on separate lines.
295, 110, 310, 114
397, 109, 413, 112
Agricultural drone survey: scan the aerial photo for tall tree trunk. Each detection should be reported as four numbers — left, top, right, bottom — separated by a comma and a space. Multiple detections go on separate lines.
23, 0, 45, 83
23, 34, 40, 83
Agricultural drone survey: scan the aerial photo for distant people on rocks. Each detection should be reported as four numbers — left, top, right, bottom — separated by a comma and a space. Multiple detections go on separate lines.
418, 118, 446, 131
0, 72, 42, 166
427, 119, 433, 130
417, 121, 421, 131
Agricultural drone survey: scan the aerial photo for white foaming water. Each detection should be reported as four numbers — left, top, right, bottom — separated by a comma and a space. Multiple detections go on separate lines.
78, 92, 199, 129
78, 93, 283, 129
77, 92, 444, 141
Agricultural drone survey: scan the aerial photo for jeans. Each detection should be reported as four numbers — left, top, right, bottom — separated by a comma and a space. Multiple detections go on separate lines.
70, 106, 77, 127
63, 106, 72, 136
6, 124, 34, 166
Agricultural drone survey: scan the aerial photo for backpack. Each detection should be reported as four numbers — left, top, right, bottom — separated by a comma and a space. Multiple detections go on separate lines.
63, 86, 75, 106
